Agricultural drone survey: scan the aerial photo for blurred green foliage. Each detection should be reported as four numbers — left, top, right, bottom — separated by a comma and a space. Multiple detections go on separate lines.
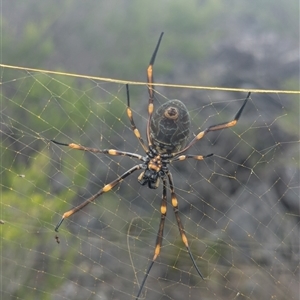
1, 1, 298, 299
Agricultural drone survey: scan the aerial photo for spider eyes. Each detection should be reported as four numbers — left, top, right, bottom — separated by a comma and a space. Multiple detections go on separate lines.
138, 170, 160, 189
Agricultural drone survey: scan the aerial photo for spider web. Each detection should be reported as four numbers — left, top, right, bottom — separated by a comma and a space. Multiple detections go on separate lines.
1, 2, 300, 299
1, 69, 299, 300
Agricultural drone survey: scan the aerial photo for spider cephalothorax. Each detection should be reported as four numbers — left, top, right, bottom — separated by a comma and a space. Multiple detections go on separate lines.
53, 32, 250, 299
138, 149, 169, 189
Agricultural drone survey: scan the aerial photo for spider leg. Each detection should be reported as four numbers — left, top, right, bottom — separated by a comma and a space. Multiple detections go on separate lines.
136, 177, 167, 299
55, 164, 142, 232
173, 92, 251, 157
171, 153, 213, 163
146, 32, 164, 147
51, 139, 144, 161
126, 84, 149, 153
167, 171, 204, 279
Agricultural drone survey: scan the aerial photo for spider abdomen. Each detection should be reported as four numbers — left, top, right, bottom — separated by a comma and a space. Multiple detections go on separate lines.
150, 99, 190, 154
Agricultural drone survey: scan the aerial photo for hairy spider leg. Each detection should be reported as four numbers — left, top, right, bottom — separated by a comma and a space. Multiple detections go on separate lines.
136, 171, 204, 299
146, 32, 164, 147
51, 139, 144, 160
126, 84, 149, 153
54, 164, 142, 232
167, 171, 204, 279
135, 177, 168, 299
171, 153, 214, 162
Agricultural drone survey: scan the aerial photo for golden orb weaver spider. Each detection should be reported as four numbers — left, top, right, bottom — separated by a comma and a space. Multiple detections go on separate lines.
53, 32, 250, 299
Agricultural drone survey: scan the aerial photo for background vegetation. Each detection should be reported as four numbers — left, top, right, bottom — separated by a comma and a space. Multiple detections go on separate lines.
1, 1, 299, 300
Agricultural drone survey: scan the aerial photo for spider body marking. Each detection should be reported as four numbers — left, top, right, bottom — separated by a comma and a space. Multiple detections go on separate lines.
52, 32, 251, 299
150, 99, 191, 154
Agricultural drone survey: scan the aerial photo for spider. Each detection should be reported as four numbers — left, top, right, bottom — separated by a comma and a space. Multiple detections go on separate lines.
53, 32, 250, 299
